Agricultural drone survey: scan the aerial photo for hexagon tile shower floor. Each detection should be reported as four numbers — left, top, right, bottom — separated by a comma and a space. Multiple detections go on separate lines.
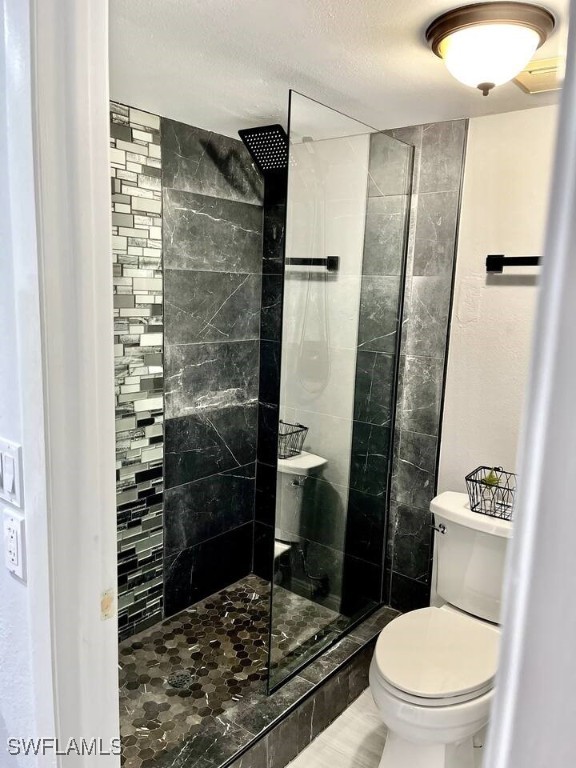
118, 574, 342, 767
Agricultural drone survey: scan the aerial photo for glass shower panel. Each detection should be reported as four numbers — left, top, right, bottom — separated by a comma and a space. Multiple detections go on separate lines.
268, 92, 413, 690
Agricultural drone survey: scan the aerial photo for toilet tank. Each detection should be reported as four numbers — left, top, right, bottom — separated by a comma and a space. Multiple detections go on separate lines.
275, 451, 327, 544
432, 492, 513, 624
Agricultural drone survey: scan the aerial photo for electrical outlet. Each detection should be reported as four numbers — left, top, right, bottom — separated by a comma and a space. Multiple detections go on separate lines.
3, 509, 25, 580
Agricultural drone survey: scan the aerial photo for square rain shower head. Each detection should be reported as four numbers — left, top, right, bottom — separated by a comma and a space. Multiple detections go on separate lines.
238, 124, 289, 174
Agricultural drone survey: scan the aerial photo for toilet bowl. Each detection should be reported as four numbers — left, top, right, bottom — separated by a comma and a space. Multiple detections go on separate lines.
369, 492, 511, 768
369, 606, 499, 767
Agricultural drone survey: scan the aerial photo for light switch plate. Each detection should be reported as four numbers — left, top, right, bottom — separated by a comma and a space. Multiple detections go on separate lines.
3, 508, 25, 580
0, 438, 23, 508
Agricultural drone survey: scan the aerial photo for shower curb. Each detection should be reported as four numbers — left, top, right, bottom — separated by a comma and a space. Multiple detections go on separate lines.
225, 604, 398, 768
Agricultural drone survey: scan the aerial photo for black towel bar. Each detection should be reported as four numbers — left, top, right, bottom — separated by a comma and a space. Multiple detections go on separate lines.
486, 254, 540, 273
286, 256, 340, 272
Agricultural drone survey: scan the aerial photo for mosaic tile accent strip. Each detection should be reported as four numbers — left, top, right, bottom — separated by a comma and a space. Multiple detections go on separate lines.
111, 102, 164, 641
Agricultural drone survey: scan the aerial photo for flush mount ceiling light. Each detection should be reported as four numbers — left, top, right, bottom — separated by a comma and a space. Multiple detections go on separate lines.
426, 2, 555, 96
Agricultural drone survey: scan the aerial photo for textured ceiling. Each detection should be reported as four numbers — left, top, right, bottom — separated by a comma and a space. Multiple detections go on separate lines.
109, 0, 569, 137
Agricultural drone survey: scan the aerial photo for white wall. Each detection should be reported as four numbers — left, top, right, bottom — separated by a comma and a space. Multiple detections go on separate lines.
0, 0, 55, 763
439, 106, 559, 494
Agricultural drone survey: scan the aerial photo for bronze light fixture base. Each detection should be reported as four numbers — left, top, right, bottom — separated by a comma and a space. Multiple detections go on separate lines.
478, 81, 496, 96
426, 2, 555, 58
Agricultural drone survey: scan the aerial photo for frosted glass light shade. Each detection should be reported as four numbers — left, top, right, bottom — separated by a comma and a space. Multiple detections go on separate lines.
438, 23, 540, 89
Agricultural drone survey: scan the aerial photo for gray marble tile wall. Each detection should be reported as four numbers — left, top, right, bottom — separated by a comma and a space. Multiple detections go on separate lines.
110, 102, 164, 641
254, 178, 287, 583
162, 117, 265, 615
341, 133, 412, 617
386, 120, 468, 611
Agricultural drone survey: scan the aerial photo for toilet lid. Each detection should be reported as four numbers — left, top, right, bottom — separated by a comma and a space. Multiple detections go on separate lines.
373, 607, 500, 700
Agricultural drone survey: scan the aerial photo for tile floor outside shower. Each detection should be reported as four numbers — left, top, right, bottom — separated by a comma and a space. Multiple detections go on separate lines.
286, 689, 484, 768
118, 574, 347, 767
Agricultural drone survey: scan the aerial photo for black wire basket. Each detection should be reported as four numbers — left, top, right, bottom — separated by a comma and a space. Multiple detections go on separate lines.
465, 466, 516, 521
278, 420, 308, 459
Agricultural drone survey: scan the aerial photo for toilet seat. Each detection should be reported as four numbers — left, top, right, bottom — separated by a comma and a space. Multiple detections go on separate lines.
372, 671, 493, 707
372, 607, 499, 707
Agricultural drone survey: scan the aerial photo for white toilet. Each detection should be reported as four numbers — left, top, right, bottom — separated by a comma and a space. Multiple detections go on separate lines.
275, 450, 327, 546
369, 491, 513, 768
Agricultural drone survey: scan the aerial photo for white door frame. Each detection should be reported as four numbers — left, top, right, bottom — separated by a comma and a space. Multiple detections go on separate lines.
484, 2, 576, 765
20, 0, 576, 764
30, 0, 120, 763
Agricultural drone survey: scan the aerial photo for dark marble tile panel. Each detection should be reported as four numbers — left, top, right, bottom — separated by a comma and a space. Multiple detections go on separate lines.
165, 269, 261, 344
284, 475, 347, 551
163, 523, 253, 615
165, 340, 259, 419
267, 710, 302, 768
349, 421, 391, 497
255, 462, 277, 526
412, 191, 459, 277
153, 719, 253, 768
390, 571, 431, 612
362, 195, 409, 276
260, 274, 283, 341
386, 124, 423, 183
344, 489, 386, 564
163, 189, 263, 273
340, 554, 382, 618
284, 536, 380, 620
258, 340, 281, 405
392, 429, 437, 511
283, 538, 344, 611
419, 120, 467, 194
263, 201, 286, 274
382, 566, 392, 606
161, 117, 263, 205
257, 401, 279, 466
288, 670, 351, 751
228, 738, 268, 768
357, 276, 401, 354
368, 132, 412, 197
386, 500, 396, 564
224, 675, 314, 736
164, 463, 256, 556
403, 275, 452, 359
164, 403, 258, 488
309, 667, 352, 733
347, 641, 376, 703
299, 636, 362, 684
392, 504, 433, 582
353, 351, 395, 426
348, 604, 398, 643
398, 355, 444, 436
253, 521, 274, 581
